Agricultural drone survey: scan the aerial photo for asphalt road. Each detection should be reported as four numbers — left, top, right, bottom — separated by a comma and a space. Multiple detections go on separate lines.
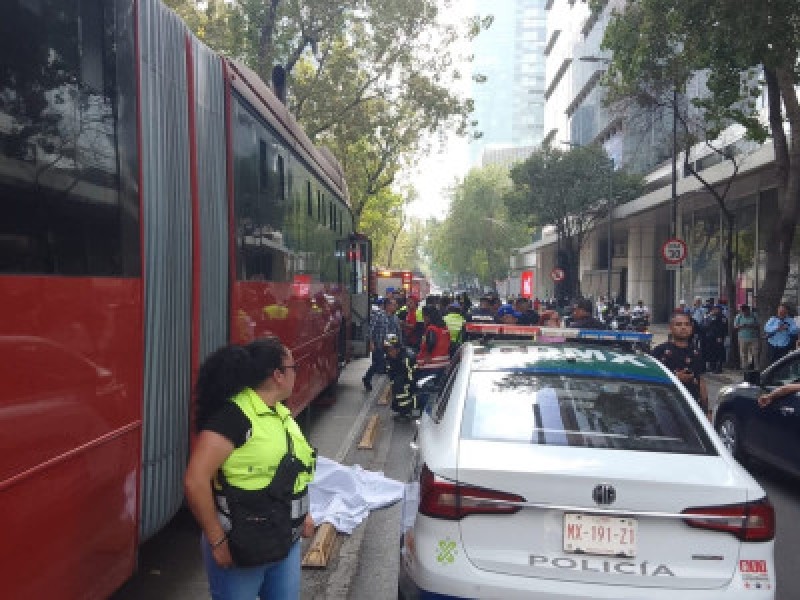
111, 360, 800, 600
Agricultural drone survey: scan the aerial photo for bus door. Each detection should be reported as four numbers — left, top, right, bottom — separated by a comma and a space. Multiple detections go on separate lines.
337, 235, 371, 357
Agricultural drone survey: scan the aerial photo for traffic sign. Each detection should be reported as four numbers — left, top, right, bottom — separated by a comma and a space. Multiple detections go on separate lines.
661, 238, 687, 265
551, 268, 565, 282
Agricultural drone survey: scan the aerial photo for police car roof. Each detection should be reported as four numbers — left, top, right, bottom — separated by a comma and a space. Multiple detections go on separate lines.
462, 324, 664, 382
468, 342, 668, 383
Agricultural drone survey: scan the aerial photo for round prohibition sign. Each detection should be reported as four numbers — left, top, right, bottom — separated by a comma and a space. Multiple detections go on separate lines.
551, 267, 566, 282
661, 238, 687, 265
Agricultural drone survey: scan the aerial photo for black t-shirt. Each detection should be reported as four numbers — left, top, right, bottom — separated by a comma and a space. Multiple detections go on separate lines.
518, 309, 540, 326
651, 342, 706, 400
569, 316, 607, 330
203, 402, 252, 448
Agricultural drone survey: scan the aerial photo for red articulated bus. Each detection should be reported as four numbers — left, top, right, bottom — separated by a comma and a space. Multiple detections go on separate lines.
0, 0, 369, 597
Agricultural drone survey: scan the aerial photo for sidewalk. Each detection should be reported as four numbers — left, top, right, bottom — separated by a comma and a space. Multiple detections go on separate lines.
648, 323, 742, 386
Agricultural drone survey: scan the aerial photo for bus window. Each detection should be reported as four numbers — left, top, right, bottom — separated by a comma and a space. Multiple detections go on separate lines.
0, 0, 139, 276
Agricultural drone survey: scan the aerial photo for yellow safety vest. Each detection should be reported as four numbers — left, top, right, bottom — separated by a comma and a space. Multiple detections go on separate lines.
443, 312, 465, 342
219, 388, 315, 495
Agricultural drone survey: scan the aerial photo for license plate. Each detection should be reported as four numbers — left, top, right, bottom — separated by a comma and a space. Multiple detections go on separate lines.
563, 513, 637, 558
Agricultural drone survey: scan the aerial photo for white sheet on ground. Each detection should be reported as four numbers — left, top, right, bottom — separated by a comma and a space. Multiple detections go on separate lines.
308, 456, 405, 535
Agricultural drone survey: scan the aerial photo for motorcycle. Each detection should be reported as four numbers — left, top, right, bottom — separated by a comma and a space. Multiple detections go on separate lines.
630, 311, 650, 332
610, 313, 631, 331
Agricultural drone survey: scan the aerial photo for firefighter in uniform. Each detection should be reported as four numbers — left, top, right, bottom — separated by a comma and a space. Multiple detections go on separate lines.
384, 334, 420, 417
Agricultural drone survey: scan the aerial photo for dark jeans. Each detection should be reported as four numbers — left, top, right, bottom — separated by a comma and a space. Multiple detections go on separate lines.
363, 348, 386, 384
768, 343, 791, 365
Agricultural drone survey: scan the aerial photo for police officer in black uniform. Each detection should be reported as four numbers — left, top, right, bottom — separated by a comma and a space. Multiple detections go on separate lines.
651, 312, 712, 420
703, 305, 728, 373
568, 299, 607, 329
467, 296, 496, 324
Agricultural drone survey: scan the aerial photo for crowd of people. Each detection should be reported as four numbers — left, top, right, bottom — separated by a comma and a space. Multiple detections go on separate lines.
179, 286, 800, 597
670, 296, 800, 372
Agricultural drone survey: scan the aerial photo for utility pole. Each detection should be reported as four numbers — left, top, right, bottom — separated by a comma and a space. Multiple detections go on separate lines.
607, 156, 614, 305
671, 87, 678, 312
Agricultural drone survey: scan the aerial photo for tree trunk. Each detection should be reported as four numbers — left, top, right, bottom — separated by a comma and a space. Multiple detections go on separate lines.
722, 215, 738, 367
758, 68, 800, 366
565, 241, 581, 301
258, 0, 282, 76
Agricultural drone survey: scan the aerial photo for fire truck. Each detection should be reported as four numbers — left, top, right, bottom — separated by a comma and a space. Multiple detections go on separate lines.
370, 269, 430, 299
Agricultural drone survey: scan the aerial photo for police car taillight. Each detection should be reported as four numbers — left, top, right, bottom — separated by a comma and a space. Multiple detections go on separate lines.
682, 498, 775, 542
418, 464, 525, 520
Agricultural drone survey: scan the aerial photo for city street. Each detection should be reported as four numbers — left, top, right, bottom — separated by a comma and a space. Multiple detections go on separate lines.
110, 357, 800, 600
112, 358, 413, 600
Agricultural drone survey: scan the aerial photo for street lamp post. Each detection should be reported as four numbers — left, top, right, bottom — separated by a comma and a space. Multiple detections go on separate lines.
607, 157, 614, 305
670, 87, 678, 310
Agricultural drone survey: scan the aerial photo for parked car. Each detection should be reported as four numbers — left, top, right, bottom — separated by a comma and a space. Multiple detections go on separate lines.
715, 349, 800, 478
399, 325, 775, 599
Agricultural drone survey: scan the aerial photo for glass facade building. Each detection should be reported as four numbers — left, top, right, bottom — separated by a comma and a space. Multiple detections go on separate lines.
470, 0, 548, 165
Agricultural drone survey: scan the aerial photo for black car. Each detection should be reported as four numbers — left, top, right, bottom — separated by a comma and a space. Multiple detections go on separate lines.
715, 349, 800, 477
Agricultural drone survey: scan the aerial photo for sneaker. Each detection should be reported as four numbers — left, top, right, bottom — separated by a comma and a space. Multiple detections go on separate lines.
362, 376, 372, 391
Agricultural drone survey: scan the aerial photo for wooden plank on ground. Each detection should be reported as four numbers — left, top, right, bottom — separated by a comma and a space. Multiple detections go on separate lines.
357, 414, 380, 449
302, 523, 338, 568
377, 385, 390, 405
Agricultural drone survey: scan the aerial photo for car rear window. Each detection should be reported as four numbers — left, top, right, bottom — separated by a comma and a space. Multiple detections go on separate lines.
461, 372, 715, 455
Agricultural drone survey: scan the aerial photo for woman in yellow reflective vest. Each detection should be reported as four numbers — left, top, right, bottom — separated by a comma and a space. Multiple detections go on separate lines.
185, 336, 316, 599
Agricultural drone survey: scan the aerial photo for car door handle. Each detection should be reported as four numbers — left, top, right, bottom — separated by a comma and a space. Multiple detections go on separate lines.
780, 406, 795, 416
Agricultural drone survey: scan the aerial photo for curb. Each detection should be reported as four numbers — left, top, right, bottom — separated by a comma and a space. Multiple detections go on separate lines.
321, 376, 394, 599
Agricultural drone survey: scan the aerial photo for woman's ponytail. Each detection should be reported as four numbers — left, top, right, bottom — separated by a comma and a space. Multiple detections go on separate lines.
194, 344, 254, 432
194, 336, 286, 432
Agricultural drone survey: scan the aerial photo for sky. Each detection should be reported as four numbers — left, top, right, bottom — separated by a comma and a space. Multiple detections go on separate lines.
402, 0, 476, 221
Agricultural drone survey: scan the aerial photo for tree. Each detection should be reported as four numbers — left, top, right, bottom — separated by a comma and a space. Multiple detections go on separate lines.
624, 87, 749, 362
358, 186, 406, 267
429, 165, 528, 290
597, 0, 800, 352
506, 145, 643, 301
166, 0, 487, 230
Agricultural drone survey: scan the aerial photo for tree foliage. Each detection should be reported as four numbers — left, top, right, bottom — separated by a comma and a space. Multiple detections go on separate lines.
429, 165, 528, 289
506, 145, 643, 300
598, 0, 800, 342
165, 0, 487, 229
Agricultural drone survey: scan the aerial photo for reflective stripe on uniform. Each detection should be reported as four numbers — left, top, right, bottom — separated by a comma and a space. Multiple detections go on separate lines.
291, 491, 310, 519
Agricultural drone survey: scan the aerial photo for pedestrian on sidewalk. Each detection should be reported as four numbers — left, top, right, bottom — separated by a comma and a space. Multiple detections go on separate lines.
363, 297, 402, 391
651, 312, 712, 421
734, 304, 759, 370
703, 305, 728, 373
764, 302, 798, 364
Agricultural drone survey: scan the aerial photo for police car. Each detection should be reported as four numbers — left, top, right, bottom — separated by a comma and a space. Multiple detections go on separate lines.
398, 324, 775, 599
